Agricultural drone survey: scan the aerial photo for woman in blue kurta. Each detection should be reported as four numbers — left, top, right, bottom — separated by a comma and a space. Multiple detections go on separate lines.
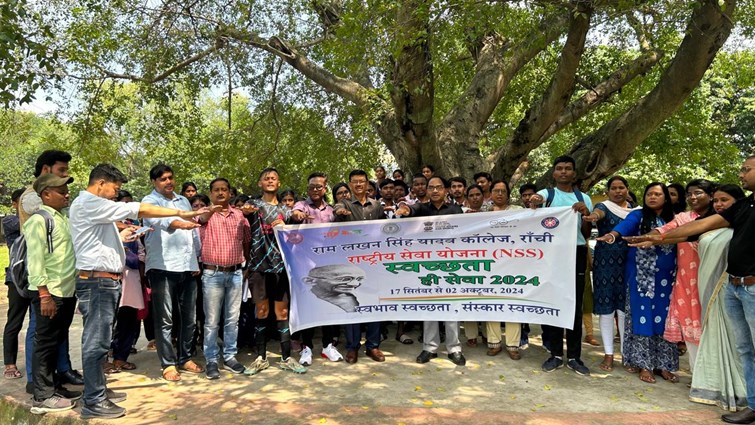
596, 182, 678, 384
585, 176, 638, 371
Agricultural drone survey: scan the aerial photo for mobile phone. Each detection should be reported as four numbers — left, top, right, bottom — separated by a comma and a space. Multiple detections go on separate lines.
127, 226, 152, 240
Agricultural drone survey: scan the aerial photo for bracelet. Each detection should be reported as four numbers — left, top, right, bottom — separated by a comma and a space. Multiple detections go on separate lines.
39, 294, 52, 299
606, 233, 616, 244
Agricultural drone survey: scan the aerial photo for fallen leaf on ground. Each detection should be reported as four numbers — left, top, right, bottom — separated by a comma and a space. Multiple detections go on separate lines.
423, 401, 433, 406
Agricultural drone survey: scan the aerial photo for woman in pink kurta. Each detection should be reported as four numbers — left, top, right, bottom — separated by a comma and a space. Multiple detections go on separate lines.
655, 179, 715, 372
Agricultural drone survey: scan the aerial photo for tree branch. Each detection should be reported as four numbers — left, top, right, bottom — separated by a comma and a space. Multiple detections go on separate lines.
540, 48, 662, 141
95, 41, 222, 83
546, 0, 738, 190
492, 4, 591, 179
434, 11, 569, 178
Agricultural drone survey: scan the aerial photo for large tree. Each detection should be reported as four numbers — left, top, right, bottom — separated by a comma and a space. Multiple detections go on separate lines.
9, 0, 749, 188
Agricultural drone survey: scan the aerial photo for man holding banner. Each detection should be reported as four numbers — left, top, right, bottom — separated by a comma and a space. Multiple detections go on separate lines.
333, 169, 387, 364
530, 155, 593, 376
396, 176, 466, 366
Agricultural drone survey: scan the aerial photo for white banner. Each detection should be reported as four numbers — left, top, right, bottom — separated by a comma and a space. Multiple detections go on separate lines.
275, 207, 577, 333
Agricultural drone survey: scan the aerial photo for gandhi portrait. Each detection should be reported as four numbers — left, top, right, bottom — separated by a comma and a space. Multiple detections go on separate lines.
302, 264, 365, 312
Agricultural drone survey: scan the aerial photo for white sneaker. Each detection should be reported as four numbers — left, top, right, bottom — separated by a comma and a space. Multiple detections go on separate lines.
321, 343, 344, 362
299, 346, 313, 366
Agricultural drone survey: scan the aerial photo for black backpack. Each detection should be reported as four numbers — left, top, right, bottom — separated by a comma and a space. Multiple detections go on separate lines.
8, 209, 55, 298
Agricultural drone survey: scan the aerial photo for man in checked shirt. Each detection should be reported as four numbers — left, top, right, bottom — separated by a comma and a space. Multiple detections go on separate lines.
196, 178, 251, 380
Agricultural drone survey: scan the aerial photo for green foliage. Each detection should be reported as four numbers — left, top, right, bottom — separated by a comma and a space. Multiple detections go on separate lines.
0, 0, 59, 106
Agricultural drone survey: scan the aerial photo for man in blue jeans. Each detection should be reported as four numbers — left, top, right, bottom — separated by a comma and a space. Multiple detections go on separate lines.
142, 164, 204, 381
70, 164, 204, 419
644, 155, 755, 424
196, 178, 251, 379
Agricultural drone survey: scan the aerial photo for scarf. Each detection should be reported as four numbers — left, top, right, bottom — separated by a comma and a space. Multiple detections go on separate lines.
601, 200, 639, 220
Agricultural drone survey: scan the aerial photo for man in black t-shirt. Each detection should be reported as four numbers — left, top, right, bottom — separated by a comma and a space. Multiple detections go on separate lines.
637, 155, 755, 425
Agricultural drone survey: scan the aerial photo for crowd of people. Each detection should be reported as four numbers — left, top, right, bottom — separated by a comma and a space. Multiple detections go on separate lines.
2, 150, 754, 424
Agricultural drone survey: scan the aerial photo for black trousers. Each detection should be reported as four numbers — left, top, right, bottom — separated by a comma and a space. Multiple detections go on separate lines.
31, 294, 76, 401
111, 306, 139, 362
542, 245, 588, 360
3, 284, 31, 365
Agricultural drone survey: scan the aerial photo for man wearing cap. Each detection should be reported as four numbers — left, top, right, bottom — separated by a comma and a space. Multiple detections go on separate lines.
26, 175, 79, 415
18, 150, 84, 391
69, 164, 206, 419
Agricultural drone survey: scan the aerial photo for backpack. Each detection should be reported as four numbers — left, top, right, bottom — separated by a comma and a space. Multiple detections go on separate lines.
545, 187, 585, 207
8, 209, 55, 299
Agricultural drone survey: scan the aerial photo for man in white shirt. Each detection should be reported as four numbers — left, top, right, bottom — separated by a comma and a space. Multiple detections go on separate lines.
70, 164, 204, 419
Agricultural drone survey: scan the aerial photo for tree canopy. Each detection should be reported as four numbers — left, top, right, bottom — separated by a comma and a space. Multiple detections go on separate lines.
1, 0, 753, 194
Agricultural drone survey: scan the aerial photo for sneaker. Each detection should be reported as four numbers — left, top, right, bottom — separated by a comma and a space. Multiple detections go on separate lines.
206, 362, 220, 380
299, 347, 313, 366
106, 388, 127, 404
243, 356, 270, 376
54, 386, 82, 401
223, 357, 245, 374
30, 395, 75, 414
566, 358, 590, 376
81, 399, 126, 419
279, 357, 307, 374
321, 343, 343, 362
542, 356, 564, 372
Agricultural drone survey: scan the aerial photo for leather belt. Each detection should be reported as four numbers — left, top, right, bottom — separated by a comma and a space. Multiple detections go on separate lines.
78, 270, 122, 280
730, 275, 755, 286
203, 263, 243, 272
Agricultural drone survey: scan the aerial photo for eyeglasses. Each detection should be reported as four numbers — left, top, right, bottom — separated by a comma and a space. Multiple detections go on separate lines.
686, 190, 707, 198
307, 185, 325, 191
491, 189, 507, 195
427, 185, 444, 191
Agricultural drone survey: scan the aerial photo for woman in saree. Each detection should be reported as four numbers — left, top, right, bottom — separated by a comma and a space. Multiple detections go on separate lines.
596, 182, 678, 384
690, 184, 747, 409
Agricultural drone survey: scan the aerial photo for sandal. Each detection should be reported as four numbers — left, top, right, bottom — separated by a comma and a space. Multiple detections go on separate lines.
466, 339, 478, 348
178, 360, 205, 374
624, 365, 639, 374
654, 369, 679, 383
103, 362, 121, 374
599, 354, 614, 372
4, 366, 22, 379
162, 365, 181, 382
584, 335, 600, 346
639, 368, 656, 384
396, 334, 414, 345
146, 340, 157, 351
113, 360, 136, 371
